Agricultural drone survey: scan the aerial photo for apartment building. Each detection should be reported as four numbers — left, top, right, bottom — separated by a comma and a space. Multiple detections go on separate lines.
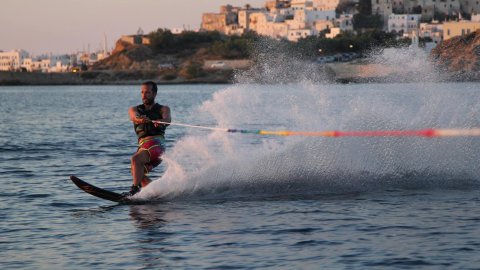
443, 20, 480, 39
201, 5, 239, 32
372, 0, 393, 28
419, 21, 444, 43
0, 50, 29, 71
388, 14, 421, 36
460, 0, 480, 14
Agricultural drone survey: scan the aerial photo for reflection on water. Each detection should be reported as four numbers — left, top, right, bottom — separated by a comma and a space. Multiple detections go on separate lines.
129, 204, 167, 230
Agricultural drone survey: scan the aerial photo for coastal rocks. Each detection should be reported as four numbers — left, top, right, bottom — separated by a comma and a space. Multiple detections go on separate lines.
430, 29, 480, 80
92, 40, 155, 70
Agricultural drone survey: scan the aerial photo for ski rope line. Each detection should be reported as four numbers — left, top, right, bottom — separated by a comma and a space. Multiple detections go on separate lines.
152, 121, 480, 138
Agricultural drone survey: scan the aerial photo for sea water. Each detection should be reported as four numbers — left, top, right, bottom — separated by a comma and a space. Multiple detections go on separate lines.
1, 82, 480, 269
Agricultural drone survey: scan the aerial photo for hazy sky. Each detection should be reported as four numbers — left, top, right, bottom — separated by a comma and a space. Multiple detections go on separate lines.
1, 0, 266, 55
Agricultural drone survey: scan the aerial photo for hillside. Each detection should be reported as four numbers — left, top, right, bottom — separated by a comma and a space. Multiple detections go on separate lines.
92, 40, 157, 70
88, 31, 250, 83
430, 29, 480, 80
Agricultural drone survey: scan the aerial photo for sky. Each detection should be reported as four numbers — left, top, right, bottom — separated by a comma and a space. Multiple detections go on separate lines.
1, 0, 266, 55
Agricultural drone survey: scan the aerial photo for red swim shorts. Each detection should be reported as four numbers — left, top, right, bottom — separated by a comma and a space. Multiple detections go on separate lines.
138, 137, 165, 173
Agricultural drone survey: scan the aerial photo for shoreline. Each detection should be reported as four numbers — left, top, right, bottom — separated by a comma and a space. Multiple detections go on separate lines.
0, 71, 234, 86
2, 63, 479, 86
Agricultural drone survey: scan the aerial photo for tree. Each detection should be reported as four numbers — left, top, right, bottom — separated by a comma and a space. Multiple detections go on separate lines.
353, 14, 383, 30
357, 0, 372, 15
411, 5, 422, 14
336, 1, 359, 15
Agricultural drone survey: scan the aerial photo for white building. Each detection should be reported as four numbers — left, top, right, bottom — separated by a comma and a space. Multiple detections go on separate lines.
49, 55, 72, 72
290, 0, 311, 11
312, 0, 356, 11
460, 0, 480, 14
372, 0, 393, 28
239, 9, 262, 31
286, 9, 335, 29
313, 19, 335, 33
0, 50, 29, 71
326, 27, 342, 38
336, 14, 354, 31
30, 59, 52, 72
443, 20, 480, 40
288, 28, 313, 41
267, 21, 291, 39
404, 0, 461, 21
419, 21, 443, 43
285, 1, 336, 39
388, 14, 421, 36
248, 11, 271, 35
392, 0, 405, 13
472, 13, 480, 22
21, 55, 71, 73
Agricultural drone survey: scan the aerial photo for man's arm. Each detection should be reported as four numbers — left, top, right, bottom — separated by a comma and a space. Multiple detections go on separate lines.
160, 106, 171, 124
152, 106, 171, 127
128, 106, 149, 124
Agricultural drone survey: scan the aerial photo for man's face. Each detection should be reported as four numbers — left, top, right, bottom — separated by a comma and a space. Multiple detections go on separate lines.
141, 84, 156, 105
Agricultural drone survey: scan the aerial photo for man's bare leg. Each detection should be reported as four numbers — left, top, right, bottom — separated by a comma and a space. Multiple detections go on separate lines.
131, 150, 150, 187
141, 176, 152, 187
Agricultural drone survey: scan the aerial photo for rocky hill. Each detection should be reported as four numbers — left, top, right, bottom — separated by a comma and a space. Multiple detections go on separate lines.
88, 38, 236, 84
430, 29, 480, 80
92, 40, 156, 70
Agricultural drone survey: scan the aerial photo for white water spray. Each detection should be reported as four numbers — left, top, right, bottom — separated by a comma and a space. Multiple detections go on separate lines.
141, 46, 480, 200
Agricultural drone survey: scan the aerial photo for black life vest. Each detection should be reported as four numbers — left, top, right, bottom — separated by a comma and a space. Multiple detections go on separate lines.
134, 103, 167, 139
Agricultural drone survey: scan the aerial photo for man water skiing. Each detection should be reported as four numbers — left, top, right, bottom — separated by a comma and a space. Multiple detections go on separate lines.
125, 81, 171, 196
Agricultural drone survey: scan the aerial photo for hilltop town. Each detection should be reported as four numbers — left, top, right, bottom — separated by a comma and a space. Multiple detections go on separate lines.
1, 0, 480, 84
201, 0, 479, 50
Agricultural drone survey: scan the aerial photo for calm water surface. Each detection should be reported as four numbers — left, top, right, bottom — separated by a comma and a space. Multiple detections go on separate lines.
1, 83, 480, 269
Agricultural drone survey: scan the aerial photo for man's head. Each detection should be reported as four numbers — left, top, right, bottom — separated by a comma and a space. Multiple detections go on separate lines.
141, 81, 158, 105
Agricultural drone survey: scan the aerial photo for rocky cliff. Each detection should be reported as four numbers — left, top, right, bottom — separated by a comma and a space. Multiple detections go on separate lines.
88, 38, 233, 83
91, 40, 157, 70
430, 29, 480, 80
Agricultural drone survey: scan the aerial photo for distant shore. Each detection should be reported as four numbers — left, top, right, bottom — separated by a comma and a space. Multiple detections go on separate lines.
0, 71, 233, 86
1, 63, 478, 86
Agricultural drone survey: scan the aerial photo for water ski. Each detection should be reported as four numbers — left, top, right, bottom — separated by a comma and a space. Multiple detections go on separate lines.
70, 175, 130, 203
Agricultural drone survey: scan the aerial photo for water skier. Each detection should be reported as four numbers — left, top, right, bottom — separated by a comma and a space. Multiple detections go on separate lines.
124, 81, 171, 196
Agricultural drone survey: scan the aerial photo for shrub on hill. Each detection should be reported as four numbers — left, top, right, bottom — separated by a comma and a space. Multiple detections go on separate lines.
148, 28, 253, 59
148, 29, 223, 54
293, 31, 409, 58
